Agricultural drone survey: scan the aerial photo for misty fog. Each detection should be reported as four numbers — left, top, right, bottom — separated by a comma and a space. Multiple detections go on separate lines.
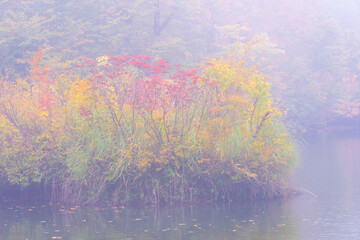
0, 1, 359, 239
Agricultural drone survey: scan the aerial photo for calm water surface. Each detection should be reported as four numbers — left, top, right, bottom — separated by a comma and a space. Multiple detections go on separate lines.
1, 130, 359, 240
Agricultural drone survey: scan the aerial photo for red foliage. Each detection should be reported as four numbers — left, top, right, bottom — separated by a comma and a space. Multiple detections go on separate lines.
79, 55, 212, 114
80, 106, 92, 118
39, 91, 55, 108
30, 48, 56, 110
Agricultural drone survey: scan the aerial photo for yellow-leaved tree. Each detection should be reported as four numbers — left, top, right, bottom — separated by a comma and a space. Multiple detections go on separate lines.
198, 46, 298, 199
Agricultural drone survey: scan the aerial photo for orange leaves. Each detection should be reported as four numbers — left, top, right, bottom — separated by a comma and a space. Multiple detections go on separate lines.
30, 48, 52, 86
30, 47, 45, 80
262, 145, 274, 162
28, 48, 58, 115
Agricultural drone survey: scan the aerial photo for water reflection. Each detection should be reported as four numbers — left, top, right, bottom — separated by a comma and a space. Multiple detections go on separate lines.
293, 130, 360, 240
0, 200, 301, 240
0, 130, 359, 240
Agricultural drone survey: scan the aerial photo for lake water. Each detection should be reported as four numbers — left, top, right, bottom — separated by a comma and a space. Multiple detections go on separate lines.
1, 129, 360, 240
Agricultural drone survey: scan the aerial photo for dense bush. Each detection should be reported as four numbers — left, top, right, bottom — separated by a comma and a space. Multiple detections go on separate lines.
0, 49, 297, 205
